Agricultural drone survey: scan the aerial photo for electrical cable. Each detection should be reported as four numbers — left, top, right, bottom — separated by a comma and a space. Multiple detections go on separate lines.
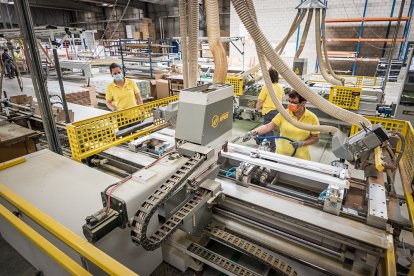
106, 175, 132, 212
257, 135, 297, 156
225, 166, 237, 177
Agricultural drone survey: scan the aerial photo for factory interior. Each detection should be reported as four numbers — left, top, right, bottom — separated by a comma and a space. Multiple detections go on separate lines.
1, 0, 414, 275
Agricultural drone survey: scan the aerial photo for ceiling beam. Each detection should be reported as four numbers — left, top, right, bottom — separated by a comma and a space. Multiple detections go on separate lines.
28, 0, 102, 12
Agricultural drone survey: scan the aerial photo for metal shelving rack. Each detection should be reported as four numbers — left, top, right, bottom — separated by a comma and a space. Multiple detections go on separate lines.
375, 59, 403, 81
119, 39, 173, 79
323, 0, 414, 76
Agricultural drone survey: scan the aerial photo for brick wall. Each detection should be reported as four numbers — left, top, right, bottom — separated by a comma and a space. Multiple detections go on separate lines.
230, 0, 413, 76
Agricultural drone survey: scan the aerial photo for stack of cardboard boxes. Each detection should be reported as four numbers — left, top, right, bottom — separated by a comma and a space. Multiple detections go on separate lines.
133, 18, 156, 40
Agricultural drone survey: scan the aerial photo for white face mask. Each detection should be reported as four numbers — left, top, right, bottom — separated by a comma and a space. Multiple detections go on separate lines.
113, 73, 124, 81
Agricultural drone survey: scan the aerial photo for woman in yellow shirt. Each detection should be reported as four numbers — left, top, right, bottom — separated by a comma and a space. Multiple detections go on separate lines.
255, 67, 285, 152
106, 63, 143, 111
243, 90, 320, 160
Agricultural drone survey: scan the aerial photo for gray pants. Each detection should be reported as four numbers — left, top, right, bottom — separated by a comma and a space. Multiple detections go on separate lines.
5, 61, 15, 77
257, 110, 278, 152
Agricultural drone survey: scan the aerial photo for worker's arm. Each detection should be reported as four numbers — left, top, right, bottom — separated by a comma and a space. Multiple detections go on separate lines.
241, 121, 278, 142
256, 99, 264, 111
303, 134, 319, 146
135, 93, 143, 105
106, 100, 116, 111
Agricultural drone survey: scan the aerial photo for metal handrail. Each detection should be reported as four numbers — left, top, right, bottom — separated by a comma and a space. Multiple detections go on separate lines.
0, 183, 137, 275
0, 204, 91, 275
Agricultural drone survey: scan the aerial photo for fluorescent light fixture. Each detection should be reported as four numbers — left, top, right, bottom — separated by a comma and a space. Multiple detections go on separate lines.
101, 3, 108, 6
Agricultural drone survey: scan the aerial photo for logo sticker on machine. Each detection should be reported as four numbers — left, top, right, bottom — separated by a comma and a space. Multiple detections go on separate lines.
211, 112, 230, 128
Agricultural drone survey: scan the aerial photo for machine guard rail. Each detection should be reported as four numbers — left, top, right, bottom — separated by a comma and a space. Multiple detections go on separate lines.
307, 73, 381, 87
66, 96, 178, 161
0, 178, 136, 275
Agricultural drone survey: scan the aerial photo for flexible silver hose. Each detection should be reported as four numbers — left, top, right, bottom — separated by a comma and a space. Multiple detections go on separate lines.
188, 0, 199, 87
321, 9, 345, 85
179, 0, 189, 88
241, 9, 306, 79
205, 0, 228, 83
246, 0, 337, 133
314, 9, 342, 86
231, 0, 371, 130
295, 9, 313, 58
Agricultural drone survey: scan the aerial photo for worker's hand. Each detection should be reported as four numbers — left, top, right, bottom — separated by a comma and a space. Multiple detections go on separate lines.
290, 140, 304, 149
241, 131, 257, 142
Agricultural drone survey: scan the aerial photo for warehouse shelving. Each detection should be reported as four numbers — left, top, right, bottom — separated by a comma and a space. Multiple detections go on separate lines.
320, 0, 414, 75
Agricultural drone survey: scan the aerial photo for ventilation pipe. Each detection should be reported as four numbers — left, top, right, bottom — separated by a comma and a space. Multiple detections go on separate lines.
231, 0, 371, 131
295, 9, 313, 58
245, 0, 337, 133
205, 0, 228, 83
188, 0, 199, 87
321, 9, 345, 85
314, 9, 342, 86
179, 0, 189, 88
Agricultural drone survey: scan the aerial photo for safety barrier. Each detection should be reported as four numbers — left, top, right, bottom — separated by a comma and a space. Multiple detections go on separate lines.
226, 75, 244, 96
0, 179, 136, 275
329, 86, 362, 110
66, 96, 178, 162
308, 74, 381, 87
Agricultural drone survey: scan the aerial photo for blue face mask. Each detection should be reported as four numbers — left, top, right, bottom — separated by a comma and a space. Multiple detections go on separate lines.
113, 73, 124, 81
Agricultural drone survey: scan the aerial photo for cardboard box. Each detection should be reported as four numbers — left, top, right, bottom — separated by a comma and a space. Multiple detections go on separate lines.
140, 18, 152, 24
150, 80, 157, 98
10, 94, 33, 105
156, 79, 169, 99
133, 32, 142, 40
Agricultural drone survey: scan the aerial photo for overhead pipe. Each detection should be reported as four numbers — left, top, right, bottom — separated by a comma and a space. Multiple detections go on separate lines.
321, 9, 345, 85
314, 9, 342, 86
277, 9, 307, 54
205, 0, 228, 83
241, 10, 307, 78
187, 0, 199, 87
245, 0, 337, 133
231, 0, 371, 131
179, 0, 189, 88
295, 9, 313, 58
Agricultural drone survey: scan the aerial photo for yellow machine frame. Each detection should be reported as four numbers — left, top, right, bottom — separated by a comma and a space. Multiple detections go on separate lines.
66, 96, 178, 162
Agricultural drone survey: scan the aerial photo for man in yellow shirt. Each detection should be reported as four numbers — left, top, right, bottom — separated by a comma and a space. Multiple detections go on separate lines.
242, 90, 320, 160
106, 63, 143, 111
255, 67, 285, 152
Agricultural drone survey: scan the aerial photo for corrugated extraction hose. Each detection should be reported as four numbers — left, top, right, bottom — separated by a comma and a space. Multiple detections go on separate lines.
231, 0, 371, 130
295, 9, 313, 58
179, 0, 189, 88
245, 0, 337, 133
321, 9, 345, 85
188, 0, 199, 87
241, 10, 306, 79
205, 0, 228, 83
277, 10, 307, 54
314, 9, 342, 86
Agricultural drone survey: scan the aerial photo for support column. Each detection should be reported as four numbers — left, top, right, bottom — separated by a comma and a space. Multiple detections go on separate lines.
14, 0, 62, 154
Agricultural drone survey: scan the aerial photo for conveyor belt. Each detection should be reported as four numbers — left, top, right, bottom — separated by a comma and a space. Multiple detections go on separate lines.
187, 243, 261, 276
205, 226, 298, 276
131, 153, 206, 250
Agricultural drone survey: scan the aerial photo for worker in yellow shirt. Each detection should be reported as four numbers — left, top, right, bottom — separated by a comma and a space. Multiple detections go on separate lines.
13, 46, 26, 71
242, 90, 320, 160
106, 63, 143, 111
255, 67, 284, 152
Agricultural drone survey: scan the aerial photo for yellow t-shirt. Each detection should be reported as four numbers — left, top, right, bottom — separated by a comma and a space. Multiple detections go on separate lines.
271, 109, 320, 160
14, 51, 24, 61
257, 83, 285, 115
105, 78, 140, 111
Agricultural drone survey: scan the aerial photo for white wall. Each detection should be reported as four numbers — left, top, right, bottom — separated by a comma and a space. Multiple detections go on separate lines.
230, 0, 414, 75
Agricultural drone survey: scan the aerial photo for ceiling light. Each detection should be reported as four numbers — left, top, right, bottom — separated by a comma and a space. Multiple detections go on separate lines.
8, 1, 14, 4
101, 3, 108, 6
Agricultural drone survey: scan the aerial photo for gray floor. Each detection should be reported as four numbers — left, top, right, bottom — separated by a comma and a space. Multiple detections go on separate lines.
0, 234, 37, 276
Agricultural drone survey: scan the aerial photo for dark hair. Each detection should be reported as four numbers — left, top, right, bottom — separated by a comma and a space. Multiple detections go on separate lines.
109, 63, 121, 74
4, 48, 8, 51
288, 90, 306, 103
269, 67, 279, 83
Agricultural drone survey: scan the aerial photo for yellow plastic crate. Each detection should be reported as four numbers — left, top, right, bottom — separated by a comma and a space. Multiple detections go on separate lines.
226, 76, 243, 96
328, 86, 362, 110
66, 96, 178, 162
